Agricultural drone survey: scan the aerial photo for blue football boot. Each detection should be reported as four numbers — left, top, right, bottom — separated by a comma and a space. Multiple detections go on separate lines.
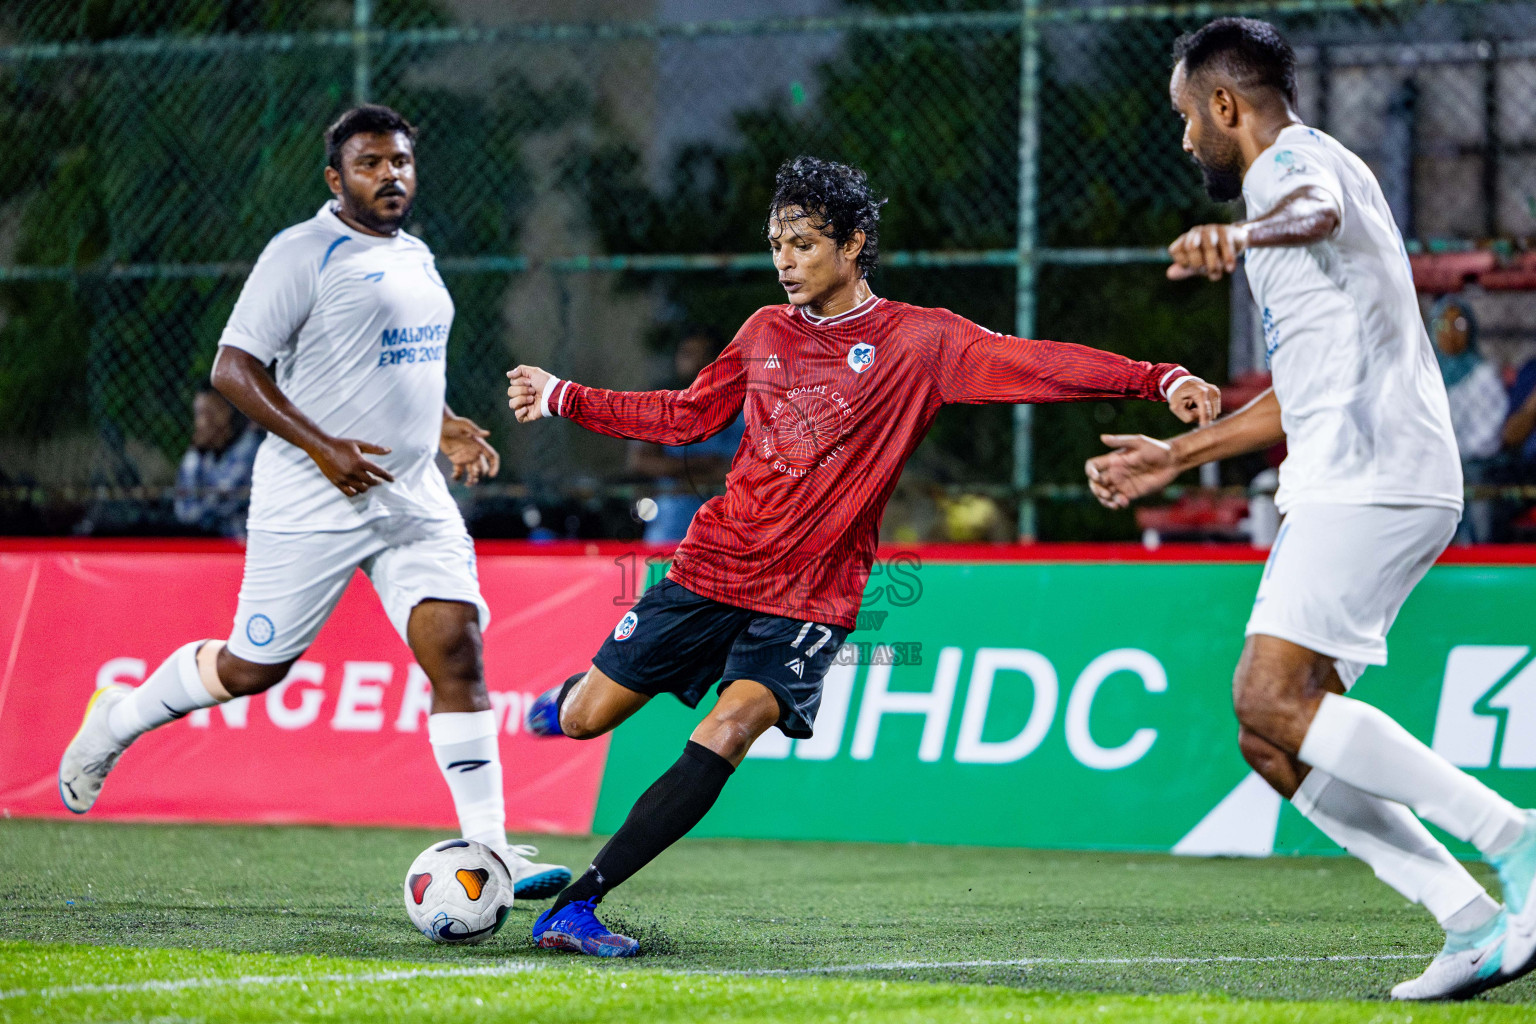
1391, 910, 1507, 1000
524, 686, 564, 737
532, 899, 639, 957
1494, 810, 1536, 983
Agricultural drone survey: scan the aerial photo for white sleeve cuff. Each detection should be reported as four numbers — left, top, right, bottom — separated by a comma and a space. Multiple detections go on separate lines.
1160, 369, 1200, 400
540, 376, 563, 418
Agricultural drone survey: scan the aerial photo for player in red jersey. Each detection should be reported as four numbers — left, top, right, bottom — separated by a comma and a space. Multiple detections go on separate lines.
507, 156, 1221, 957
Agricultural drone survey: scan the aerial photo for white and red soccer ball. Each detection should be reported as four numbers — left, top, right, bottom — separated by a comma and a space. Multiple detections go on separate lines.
403, 838, 514, 944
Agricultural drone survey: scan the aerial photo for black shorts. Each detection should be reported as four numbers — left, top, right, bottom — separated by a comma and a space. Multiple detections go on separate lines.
592, 578, 849, 739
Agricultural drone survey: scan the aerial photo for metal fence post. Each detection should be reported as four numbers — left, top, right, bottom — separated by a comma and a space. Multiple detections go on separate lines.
353, 0, 371, 105
1013, 0, 1041, 541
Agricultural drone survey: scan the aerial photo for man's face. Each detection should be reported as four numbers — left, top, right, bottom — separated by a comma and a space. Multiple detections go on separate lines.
768, 207, 862, 307
1434, 305, 1470, 357
192, 392, 235, 452
327, 131, 416, 234
1171, 62, 1245, 202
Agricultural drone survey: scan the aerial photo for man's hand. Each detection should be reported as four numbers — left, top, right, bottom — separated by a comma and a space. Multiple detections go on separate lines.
307, 437, 395, 497
1084, 434, 1181, 510
1167, 377, 1222, 426
1167, 222, 1250, 282
506, 365, 554, 423
441, 414, 500, 485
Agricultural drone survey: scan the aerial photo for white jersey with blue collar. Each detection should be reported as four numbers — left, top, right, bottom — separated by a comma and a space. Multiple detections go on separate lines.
218, 202, 460, 532
1242, 124, 1461, 514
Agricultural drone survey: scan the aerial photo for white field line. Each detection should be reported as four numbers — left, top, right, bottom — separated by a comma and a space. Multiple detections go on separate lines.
0, 952, 1434, 1001
712, 954, 1435, 976
0, 962, 543, 1002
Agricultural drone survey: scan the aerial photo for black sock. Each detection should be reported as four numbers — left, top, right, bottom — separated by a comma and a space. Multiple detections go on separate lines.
550, 741, 734, 913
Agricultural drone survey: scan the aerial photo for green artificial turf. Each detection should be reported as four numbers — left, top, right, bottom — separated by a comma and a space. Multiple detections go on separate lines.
0, 819, 1532, 1022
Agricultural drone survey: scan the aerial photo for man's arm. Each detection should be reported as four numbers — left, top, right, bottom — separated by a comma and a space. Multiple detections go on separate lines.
507, 344, 748, 444
933, 314, 1221, 425
1504, 374, 1536, 452
1168, 185, 1341, 282
1084, 387, 1284, 509
210, 346, 394, 497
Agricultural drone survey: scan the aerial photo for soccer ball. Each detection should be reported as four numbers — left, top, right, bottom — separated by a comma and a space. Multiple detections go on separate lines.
403, 839, 514, 945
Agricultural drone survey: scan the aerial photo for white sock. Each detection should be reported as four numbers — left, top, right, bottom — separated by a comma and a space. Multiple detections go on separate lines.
107, 641, 223, 745
428, 710, 506, 852
1299, 693, 1525, 856
1293, 768, 1498, 931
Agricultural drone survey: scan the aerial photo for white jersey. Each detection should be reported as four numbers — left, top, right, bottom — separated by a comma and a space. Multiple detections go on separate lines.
1242, 125, 1462, 514
218, 203, 461, 532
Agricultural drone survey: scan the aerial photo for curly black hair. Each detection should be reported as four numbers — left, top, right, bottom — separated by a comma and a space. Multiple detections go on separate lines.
325, 105, 416, 171
768, 156, 887, 277
1173, 18, 1298, 108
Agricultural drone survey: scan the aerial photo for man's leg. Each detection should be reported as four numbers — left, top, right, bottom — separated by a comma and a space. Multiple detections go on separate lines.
556, 667, 652, 739
60, 527, 367, 814
404, 597, 577, 898
1233, 635, 1526, 998
548, 678, 778, 913
1235, 634, 1525, 860
59, 641, 295, 813
1235, 655, 1498, 935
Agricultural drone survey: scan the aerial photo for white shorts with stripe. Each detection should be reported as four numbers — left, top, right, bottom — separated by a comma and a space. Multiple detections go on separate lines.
1245, 503, 1456, 689
226, 516, 490, 664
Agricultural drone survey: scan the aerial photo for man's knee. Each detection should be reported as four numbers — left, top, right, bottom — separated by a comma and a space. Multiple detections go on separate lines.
559, 703, 606, 741
215, 647, 294, 697
697, 683, 780, 762
1231, 636, 1334, 748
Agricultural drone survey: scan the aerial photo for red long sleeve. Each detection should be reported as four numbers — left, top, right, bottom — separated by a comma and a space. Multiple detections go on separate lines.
555, 341, 748, 445
933, 311, 1187, 405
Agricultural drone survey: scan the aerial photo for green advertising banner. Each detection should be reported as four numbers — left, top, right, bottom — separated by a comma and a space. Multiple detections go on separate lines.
594, 559, 1536, 857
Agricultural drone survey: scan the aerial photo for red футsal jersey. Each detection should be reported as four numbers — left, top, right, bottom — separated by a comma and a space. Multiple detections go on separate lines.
548, 296, 1189, 629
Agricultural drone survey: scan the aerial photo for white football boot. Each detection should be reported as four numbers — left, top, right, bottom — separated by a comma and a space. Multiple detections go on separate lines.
1493, 810, 1536, 984
498, 844, 571, 900
1391, 911, 1507, 1001
57, 684, 132, 814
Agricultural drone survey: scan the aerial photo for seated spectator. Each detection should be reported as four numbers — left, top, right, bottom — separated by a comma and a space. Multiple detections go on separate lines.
1503, 352, 1536, 479
628, 328, 744, 543
1430, 296, 1506, 543
174, 386, 260, 537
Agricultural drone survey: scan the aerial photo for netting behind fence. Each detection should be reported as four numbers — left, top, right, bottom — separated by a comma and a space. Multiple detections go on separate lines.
3, 0, 1534, 539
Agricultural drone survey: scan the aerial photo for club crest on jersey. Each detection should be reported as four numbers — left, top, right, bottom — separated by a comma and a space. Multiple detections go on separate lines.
614, 611, 639, 642
847, 343, 876, 373
246, 613, 275, 647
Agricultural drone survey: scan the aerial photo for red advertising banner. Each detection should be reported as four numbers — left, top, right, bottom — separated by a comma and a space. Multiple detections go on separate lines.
0, 543, 631, 834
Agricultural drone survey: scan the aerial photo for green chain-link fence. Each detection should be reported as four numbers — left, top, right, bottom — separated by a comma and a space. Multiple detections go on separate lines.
3, 0, 1534, 539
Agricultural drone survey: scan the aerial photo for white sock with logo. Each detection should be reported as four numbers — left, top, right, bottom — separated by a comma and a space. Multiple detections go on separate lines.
107, 641, 228, 746
1298, 693, 1525, 857
1293, 768, 1498, 931
428, 710, 506, 853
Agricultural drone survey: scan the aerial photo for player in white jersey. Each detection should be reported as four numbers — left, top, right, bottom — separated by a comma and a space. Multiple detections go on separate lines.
1085, 20, 1536, 1001
57, 105, 569, 900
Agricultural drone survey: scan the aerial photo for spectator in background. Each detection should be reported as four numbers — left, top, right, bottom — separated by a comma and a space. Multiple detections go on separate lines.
1430, 295, 1506, 542
627, 327, 745, 542
1502, 351, 1536, 480
174, 386, 260, 537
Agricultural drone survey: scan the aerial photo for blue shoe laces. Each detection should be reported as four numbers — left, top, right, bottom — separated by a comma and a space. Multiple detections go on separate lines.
559, 899, 614, 941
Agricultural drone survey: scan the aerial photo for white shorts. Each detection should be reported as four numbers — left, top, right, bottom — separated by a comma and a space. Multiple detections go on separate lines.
1245, 503, 1456, 688
227, 517, 490, 664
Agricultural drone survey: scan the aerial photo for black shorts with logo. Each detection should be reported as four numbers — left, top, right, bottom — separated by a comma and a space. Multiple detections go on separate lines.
592, 578, 849, 739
